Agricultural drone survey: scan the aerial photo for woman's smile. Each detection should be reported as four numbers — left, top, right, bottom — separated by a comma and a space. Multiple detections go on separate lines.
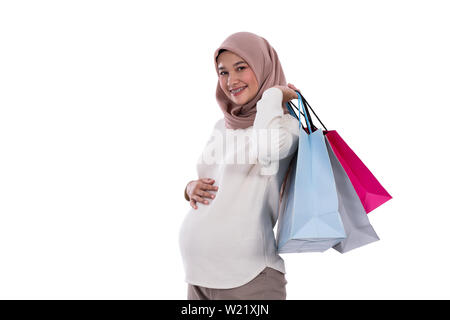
230, 86, 247, 96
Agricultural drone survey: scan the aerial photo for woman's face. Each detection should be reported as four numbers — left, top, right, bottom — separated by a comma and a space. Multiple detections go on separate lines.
217, 51, 259, 106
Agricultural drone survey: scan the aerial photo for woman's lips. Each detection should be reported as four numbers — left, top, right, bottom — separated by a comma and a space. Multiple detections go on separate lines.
231, 86, 247, 96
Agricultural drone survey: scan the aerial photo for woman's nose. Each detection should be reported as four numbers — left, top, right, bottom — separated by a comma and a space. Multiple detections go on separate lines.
228, 79, 241, 88
227, 73, 239, 86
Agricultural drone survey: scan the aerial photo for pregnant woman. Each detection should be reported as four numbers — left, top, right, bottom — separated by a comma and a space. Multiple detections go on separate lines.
179, 31, 300, 300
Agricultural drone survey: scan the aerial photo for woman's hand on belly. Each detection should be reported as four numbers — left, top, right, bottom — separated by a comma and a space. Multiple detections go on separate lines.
186, 178, 219, 210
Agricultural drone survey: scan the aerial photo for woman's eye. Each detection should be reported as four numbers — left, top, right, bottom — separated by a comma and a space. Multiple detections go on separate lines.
220, 66, 246, 76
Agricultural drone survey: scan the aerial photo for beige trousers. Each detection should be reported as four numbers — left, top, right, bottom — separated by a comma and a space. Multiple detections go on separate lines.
187, 267, 288, 300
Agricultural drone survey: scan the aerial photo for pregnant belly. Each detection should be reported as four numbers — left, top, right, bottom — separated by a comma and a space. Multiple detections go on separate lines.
178, 209, 260, 261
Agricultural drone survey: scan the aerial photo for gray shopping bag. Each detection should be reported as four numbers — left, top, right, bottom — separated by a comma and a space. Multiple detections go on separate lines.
325, 136, 380, 253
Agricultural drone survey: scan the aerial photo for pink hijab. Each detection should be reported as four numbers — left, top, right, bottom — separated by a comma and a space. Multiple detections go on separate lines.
213, 31, 290, 129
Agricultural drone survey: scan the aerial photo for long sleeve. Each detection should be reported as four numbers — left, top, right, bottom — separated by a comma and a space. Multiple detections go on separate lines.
252, 87, 299, 171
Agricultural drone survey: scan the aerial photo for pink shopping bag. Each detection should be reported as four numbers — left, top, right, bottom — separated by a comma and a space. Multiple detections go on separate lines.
324, 130, 392, 214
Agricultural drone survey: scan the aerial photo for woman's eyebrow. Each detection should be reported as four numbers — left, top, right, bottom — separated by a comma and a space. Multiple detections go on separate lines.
218, 61, 246, 70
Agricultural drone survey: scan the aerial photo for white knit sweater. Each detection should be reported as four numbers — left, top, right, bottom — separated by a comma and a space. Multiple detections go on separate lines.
178, 87, 300, 289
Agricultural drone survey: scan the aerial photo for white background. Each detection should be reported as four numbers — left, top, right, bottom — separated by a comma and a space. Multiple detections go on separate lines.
0, 0, 449, 299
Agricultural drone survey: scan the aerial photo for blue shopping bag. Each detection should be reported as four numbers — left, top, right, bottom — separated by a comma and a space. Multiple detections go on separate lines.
276, 92, 346, 253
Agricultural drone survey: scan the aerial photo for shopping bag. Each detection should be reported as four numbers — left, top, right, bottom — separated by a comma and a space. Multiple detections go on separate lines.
325, 137, 380, 253
276, 92, 346, 253
325, 130, 392, 214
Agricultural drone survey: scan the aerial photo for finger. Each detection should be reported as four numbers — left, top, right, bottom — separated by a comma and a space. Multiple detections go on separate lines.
190, 199, 198, 210
200, 178, 215, 184
199, 190, 215, 199
202, 184, 219, 191
192, 195, 209, 205
288, 83, 299, 91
